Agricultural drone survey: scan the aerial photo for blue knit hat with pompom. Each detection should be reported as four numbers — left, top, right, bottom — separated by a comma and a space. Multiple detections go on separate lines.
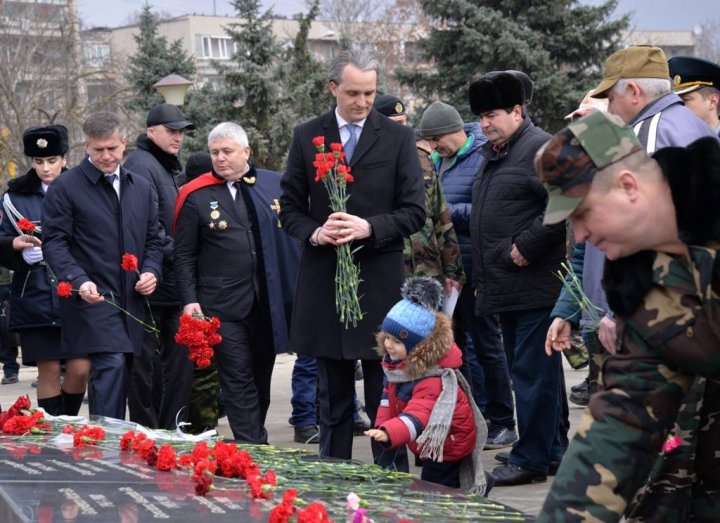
382, 277, 444, 352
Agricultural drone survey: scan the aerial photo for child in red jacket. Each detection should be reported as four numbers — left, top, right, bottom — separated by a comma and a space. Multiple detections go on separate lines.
365, 277, 489, 493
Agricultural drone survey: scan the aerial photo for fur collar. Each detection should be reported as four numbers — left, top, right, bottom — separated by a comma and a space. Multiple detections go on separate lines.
375, 313, 453, 380
603, 137, 720, 317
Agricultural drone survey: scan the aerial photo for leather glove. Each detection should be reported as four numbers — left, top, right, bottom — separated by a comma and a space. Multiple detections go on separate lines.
22, 246, 44, 265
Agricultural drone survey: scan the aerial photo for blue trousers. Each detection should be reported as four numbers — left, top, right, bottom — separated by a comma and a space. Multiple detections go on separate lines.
0, 286, 19, 376
455, 286, 515, 429
500, 307, 564, 474
88, 352, 132, 419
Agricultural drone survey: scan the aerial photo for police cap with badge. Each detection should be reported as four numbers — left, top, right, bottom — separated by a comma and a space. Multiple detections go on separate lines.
668, 55, 720, 94
373, 94, 406, 117
22, 125, 69, 158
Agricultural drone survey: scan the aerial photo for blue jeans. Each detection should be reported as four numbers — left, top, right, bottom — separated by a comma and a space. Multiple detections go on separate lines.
290, 355, 362, 427
500, 307, 564, 473
455, 286, 515, 429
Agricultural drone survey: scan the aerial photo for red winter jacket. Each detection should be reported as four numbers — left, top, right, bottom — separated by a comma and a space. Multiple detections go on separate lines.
375, 344, 476, 462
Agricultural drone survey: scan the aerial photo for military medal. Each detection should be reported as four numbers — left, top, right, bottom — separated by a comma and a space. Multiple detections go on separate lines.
210, 210, 220, 220
218, 220, 228, 230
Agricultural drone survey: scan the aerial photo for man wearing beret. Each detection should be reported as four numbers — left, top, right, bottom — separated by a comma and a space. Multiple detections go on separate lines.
538, 111, 720, 522
415, 100, 517, 452
468, 71, 566, 485
124, 103, 196, 430
669, 55, 720, 137
590, 45, 715, 152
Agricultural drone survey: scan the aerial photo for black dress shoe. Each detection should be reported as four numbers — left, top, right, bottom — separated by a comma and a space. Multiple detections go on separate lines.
494, 452, 561, 475
491, 463, 547, 486
294, 425, 320, 444
571, 378, 589, 394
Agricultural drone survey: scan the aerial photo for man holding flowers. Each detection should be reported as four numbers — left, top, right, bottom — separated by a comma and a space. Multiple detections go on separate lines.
42, 112, 164, 420
174, 122, 299, 444
280, 49, 425, 460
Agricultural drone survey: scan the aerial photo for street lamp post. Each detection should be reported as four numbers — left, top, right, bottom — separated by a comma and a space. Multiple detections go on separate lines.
153, 74, 193, 107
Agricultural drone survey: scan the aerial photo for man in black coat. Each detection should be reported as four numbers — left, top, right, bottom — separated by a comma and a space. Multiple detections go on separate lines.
468, 72, 566, 486
174, 122, 299, 444
279, 49, 425, 460
43, 112, 164, 420
123, 103, 195, 429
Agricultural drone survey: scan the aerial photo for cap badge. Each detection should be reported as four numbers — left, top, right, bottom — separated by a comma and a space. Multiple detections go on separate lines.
399, 328, 409, 339
36, 138, 48, 148
395, 102, 403, 114
673, 75, 681, 87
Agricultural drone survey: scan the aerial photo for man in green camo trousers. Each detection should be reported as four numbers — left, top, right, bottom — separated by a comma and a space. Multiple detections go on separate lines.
536, 111, 720, 522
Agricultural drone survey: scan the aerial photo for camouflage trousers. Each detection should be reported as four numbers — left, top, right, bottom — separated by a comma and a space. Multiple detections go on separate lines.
626, 377, 720, 522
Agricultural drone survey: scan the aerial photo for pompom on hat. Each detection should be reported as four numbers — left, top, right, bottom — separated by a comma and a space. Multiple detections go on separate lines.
23, 125, 69, 158
381, 277, 444, 353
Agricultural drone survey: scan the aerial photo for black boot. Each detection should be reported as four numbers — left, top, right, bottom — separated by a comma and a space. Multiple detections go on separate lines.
62, 390, 86, 416
38, 394, 64, 416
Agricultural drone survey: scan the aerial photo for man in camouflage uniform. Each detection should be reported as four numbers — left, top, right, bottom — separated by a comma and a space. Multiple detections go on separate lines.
536, 110, 720, 521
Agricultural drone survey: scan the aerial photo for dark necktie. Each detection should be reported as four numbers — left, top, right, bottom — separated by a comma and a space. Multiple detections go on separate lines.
233, 181, 250, 225
105, 174, 119, 198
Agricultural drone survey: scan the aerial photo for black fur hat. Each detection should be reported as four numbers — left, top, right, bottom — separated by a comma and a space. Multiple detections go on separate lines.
23, 125, 69, 157
468, 71, 525, 115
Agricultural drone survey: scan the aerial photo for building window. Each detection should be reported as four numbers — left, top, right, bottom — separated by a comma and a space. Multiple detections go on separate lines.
83, 43, 110, 66
200, 36, 236, 60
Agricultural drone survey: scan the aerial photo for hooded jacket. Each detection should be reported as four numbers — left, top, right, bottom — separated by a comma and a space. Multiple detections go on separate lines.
374, 313, 476, 462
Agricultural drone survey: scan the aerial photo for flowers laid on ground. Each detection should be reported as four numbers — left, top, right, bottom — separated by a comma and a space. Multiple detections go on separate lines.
17, 217, 37, 234
174, 313, 222, 368
1, 395, 50, 435
312, 136, 363, 329
1, 395, 526, 521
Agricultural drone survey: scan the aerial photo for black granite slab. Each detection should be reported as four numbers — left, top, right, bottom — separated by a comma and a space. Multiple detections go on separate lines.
0, 434, 535, 522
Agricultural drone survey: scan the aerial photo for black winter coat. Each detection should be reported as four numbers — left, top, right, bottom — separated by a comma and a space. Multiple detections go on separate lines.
470, 117, 566, 315
0, 169, 61, 330
280, 109, 425, 360
123, 134, 180, 306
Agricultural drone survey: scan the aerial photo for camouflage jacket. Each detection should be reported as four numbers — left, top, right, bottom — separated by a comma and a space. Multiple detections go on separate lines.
540, 246, 720, 522
403, 145, 465, 284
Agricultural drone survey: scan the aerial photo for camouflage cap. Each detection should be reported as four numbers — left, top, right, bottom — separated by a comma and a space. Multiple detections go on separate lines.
536, 111, 643, 225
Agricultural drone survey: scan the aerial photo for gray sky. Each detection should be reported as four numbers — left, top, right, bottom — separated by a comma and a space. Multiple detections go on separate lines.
77, 0, 715, 30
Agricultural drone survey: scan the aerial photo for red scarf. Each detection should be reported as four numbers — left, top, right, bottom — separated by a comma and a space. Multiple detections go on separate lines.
172, 172, 224, 233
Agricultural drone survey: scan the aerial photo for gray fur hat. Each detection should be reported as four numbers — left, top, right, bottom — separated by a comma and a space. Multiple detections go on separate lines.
417, 101, 464, 138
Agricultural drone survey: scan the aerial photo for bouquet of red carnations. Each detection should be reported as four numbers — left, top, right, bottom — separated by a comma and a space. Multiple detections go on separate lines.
174, 314, 222, 368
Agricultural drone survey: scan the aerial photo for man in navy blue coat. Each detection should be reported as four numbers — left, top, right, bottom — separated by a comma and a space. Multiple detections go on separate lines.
43, 112, 164, 420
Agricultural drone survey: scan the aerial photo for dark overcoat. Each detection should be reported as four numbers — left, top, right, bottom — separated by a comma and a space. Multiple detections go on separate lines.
174, 167, 300, 354
42, 158, 164, 357
0, 169, 62, 330
279, 108, 425, 360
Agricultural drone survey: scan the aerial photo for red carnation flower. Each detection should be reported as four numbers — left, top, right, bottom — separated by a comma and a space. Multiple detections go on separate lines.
17, 218, 36, 233
57, 282, 73, 298
121, 253, 138, 272
156, 444, 177, 471
312, 136, 325, 149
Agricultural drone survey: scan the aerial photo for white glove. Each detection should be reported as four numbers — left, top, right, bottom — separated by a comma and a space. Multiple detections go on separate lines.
22, 246, 44, 265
